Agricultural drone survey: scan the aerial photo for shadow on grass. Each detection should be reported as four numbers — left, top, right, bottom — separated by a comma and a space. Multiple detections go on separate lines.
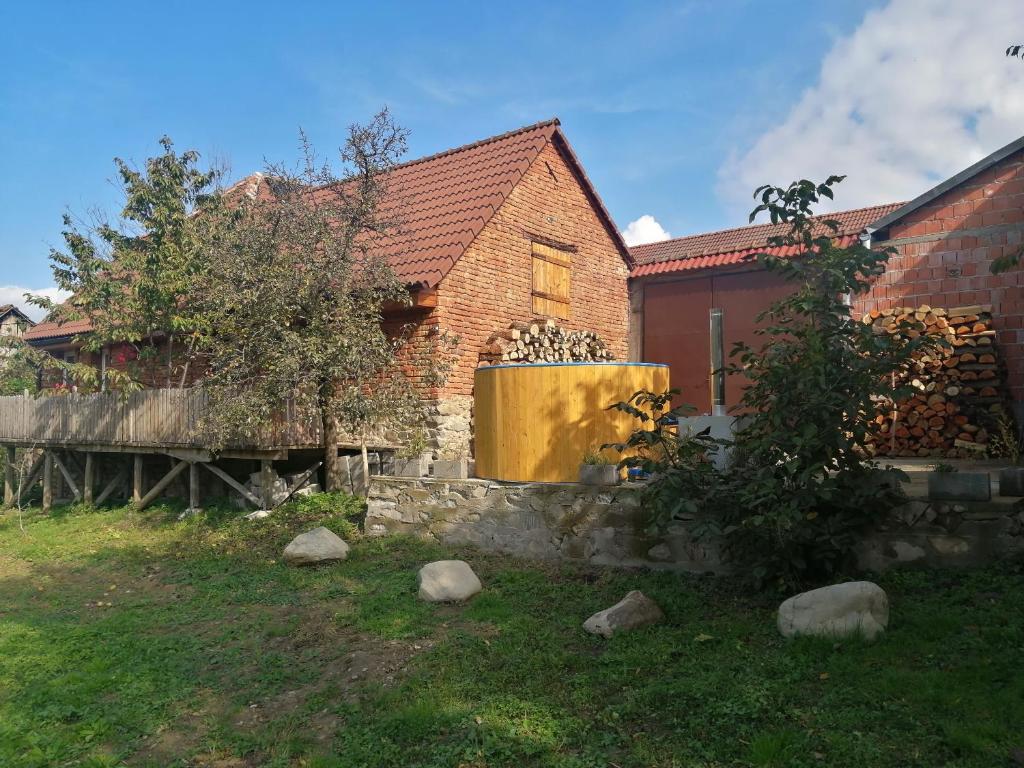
1, 501, 1023, 767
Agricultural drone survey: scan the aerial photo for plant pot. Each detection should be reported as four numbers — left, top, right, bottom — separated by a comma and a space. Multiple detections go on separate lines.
927, 471, 991, 502
433, 458, 470, 480
579, 464, 620, 486
998, 467, 1024, 496
394, 453, 431, 478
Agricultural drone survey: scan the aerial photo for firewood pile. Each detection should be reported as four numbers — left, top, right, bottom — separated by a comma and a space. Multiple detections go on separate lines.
864, 304, 1008, 458
479, 319, 615, 365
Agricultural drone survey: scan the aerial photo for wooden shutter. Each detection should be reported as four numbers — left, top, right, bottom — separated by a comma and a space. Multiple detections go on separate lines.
531, 242, 571, 319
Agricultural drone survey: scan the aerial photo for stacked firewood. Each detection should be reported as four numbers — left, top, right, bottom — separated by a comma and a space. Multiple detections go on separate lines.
479, 319, 615, 365
864, 304, 1007, 458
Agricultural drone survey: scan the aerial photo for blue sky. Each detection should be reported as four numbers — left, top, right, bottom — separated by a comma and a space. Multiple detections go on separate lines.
3, 0, 1023, 315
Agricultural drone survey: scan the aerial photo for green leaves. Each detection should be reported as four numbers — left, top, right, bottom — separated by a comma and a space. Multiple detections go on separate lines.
723, 176, 919, 590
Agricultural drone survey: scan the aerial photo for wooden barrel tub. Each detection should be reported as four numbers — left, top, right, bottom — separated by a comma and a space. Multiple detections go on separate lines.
473, 362, 670, 483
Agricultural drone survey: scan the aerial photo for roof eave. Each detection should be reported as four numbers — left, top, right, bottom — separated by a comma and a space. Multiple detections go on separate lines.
869, 134, 1024, 233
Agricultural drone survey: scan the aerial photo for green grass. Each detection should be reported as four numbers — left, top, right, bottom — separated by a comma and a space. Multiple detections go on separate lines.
1, 496, 1022, 767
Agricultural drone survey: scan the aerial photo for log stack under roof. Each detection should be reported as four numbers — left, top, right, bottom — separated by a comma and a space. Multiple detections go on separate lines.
479, 319, 615, 365
864, 304, 1011, 458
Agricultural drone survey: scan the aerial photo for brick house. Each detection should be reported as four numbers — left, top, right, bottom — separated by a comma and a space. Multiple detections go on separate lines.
857, 134, 1024, 418
24, 119, 632, 456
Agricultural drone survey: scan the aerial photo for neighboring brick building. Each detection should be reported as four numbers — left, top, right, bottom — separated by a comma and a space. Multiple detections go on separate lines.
858, 135, 1024, 416
25, 119, 633, 456
628, 204, 901, 412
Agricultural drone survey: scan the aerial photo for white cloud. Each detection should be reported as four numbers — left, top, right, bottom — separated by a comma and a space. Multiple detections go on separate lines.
718, 0, 1024, 216
0, 286, 71, 322
621, 214, 672, 246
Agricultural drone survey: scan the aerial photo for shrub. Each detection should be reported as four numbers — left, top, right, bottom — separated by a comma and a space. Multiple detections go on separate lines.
603, 388, 727, 533
721, 177, 923, 589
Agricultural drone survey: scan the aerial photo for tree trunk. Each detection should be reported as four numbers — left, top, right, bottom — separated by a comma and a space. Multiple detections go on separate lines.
323, 412, 342, 491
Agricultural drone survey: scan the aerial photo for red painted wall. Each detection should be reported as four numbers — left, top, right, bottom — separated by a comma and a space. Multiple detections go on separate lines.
638, 268, 793, 413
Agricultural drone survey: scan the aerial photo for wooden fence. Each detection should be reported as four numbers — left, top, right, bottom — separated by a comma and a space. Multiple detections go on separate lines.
0, 389, 323, 449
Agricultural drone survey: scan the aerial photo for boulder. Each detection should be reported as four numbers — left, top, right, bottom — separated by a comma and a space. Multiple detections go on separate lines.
417, 560, 482, 602
282, 526, 350, 565
583, 590, 664, 638
777, 581, 889, 640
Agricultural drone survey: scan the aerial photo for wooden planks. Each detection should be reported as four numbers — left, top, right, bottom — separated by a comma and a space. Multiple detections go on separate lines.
0, 389, 325, 450
474, 362, 670, 483
532, 242, 571, 319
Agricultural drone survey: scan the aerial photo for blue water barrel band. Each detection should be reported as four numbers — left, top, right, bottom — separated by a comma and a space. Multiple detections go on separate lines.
477, 361, 669, 371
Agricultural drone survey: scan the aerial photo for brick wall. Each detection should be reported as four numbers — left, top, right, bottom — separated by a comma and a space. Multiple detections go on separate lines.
431, 139, 631, 398
855, 149, 1024, 406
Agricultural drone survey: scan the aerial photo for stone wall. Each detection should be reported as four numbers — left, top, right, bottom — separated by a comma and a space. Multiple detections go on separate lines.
366, 477, 1024, 573
424, 396, 474, 459
366, 476, 723, 572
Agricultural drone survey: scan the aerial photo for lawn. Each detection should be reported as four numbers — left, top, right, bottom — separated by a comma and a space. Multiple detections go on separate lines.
0, 495, 1022, 768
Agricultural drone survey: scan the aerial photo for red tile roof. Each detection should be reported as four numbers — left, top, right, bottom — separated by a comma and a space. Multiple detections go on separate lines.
24, 316, 92, 342
312, 118, 628, 287
629, 202, 904, 277
26, 119, 629, 344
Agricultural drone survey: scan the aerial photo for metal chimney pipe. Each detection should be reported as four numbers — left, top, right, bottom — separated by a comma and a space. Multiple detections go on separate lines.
710, 307, 726, 416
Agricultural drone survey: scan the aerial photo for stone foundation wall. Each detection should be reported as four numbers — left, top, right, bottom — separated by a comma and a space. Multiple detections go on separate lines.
424, 396, 474, 459
366, 477, 1024, 573
367, 477, 723, 572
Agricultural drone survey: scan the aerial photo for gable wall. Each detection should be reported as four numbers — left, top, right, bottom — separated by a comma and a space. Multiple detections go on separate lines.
853, 149, 1024, 405
433, 139, 630, 398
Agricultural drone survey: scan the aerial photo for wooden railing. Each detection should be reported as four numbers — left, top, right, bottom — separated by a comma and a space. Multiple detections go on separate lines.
0, 389, 323, 449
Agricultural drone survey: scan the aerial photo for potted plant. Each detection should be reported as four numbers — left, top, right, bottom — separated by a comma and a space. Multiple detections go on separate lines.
927, 462, 991, 502
579, 449, 620, 486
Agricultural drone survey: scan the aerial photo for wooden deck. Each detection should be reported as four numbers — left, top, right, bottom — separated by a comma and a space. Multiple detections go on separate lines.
0, 389, 323, 452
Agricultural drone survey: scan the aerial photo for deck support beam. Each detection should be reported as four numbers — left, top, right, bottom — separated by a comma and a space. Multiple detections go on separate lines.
95, 468, 126, 507
201, 463, 261, 508
83, 452, 95, 506
189, 462, 200, 511
3, 445, 14, 507
260, 460, 274, 509
42, 451, 53, 512
18, 454, 46, 507
137, 459, 188, 510
132, 455, 143, 505
52, 453, 81, 502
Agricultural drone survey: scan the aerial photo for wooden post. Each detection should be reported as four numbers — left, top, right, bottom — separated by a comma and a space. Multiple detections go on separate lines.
260, 459, 274, 509
3, 445, 14, 508
83, 452, 95, 506
189, 462, 200, 510
42, 451, 53, 513
132, 455, 143, 505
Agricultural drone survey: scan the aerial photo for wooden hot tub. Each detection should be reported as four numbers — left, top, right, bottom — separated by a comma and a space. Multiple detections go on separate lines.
473, 362, 670, 483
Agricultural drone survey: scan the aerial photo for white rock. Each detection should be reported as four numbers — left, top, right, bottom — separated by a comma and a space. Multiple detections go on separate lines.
583, 591, 664, 638
244, 509, 272, 520
282, 526, 350, 565
778, 581, 889, 640
417, 560, 482, 602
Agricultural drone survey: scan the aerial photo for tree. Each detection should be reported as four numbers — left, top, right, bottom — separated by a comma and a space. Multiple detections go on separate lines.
30, 137, 222, 390
194, 110, 455, 490
0, 347, 38, 396
720, 177, 927, 588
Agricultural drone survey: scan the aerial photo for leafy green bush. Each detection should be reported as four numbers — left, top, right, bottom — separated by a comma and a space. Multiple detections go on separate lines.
603, 388, 728, 532
608, 178, 928, 590
721, 177, 923, 589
